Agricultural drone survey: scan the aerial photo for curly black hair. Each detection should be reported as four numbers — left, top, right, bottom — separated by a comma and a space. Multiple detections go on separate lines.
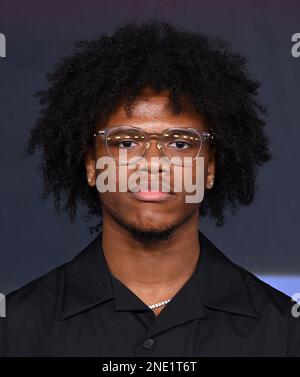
27, 19, 271, 229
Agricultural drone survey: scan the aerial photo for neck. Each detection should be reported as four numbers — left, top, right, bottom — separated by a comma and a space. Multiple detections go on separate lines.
101, 211, 201, 297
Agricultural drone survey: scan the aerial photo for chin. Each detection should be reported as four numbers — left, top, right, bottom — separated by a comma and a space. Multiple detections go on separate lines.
128, 218, 173, 233
130, 210, 176, 229
125, 220, 177, 244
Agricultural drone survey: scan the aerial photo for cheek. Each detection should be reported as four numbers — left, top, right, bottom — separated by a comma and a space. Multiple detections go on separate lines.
179, 158, 208, 193
99, 192, 132, 218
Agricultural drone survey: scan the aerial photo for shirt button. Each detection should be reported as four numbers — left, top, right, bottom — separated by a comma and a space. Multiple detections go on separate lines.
142, 338, 154, 350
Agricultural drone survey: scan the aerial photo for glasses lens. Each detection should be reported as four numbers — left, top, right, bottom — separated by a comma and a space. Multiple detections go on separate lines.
161, 129, 202, 160
106, 127, 146, 162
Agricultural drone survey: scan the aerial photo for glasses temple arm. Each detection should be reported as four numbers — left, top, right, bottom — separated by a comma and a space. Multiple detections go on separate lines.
93, 130, 106, 137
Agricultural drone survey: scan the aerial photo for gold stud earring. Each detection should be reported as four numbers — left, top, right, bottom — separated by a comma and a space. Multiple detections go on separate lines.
88, 177, 92, 183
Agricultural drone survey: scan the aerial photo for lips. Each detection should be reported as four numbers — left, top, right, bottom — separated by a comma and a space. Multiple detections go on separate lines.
129, 190, 175, 202
127, 176, 176, 202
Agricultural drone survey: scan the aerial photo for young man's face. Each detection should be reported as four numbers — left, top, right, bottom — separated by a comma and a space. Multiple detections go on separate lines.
85, 88, 215, 237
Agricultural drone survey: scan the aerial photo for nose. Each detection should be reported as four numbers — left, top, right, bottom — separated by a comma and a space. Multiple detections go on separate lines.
145, 139, 164, 159
139, 139, 169, 174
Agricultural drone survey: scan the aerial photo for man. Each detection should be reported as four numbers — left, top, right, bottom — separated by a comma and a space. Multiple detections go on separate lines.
1, 20, 299, 356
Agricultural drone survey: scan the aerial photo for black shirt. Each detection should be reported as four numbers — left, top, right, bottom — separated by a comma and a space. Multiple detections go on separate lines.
1, 231, 299, 357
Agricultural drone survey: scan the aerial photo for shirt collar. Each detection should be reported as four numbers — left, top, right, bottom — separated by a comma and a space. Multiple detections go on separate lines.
60, 235, 114, 320
60, 231, 258, 320
110, 255, 206, 340
197, 233, 259, 319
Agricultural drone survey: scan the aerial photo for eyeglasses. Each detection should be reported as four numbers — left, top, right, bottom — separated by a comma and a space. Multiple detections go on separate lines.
93, 125, 214, 165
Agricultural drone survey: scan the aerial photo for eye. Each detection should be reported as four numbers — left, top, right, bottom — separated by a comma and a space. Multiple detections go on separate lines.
118, 140, 138, 149
168, 141, 191, 149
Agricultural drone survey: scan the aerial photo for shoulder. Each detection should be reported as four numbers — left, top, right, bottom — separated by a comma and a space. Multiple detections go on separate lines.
201, 232, 297, 317
202, 229, 300, 356
235, 263, 300, 356
0, 236, 101, 356
0, 261, 69, 356
236, 263, 294, 312
4, 235, 99, 317
6, 262, 67, 317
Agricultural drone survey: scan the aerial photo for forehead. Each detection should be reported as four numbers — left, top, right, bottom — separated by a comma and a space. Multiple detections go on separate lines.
103, 88, 207, 132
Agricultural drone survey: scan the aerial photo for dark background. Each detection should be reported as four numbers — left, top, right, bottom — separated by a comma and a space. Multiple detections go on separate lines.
0, 0, 299, 294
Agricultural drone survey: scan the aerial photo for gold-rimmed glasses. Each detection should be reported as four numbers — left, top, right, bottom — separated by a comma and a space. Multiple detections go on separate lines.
93, 125, 214, 165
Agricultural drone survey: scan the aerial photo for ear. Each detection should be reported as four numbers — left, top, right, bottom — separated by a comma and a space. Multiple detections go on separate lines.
84, 145, 97, 187
206, 147, 216, 190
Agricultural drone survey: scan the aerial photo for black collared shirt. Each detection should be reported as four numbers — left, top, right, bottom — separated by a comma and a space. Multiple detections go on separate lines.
1, 231, 299, 356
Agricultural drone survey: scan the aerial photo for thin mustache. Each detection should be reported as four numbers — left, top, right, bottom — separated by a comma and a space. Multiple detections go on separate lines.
129, 178, 175, 194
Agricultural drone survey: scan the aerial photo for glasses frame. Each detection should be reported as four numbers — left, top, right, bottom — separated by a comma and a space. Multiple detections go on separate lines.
93, 125, 214, 165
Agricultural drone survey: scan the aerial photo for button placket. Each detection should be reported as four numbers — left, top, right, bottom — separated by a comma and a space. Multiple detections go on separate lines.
142, 338, 155, 350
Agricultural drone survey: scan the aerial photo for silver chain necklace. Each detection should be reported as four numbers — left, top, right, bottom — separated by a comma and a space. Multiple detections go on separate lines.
148, 298, 172, 309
